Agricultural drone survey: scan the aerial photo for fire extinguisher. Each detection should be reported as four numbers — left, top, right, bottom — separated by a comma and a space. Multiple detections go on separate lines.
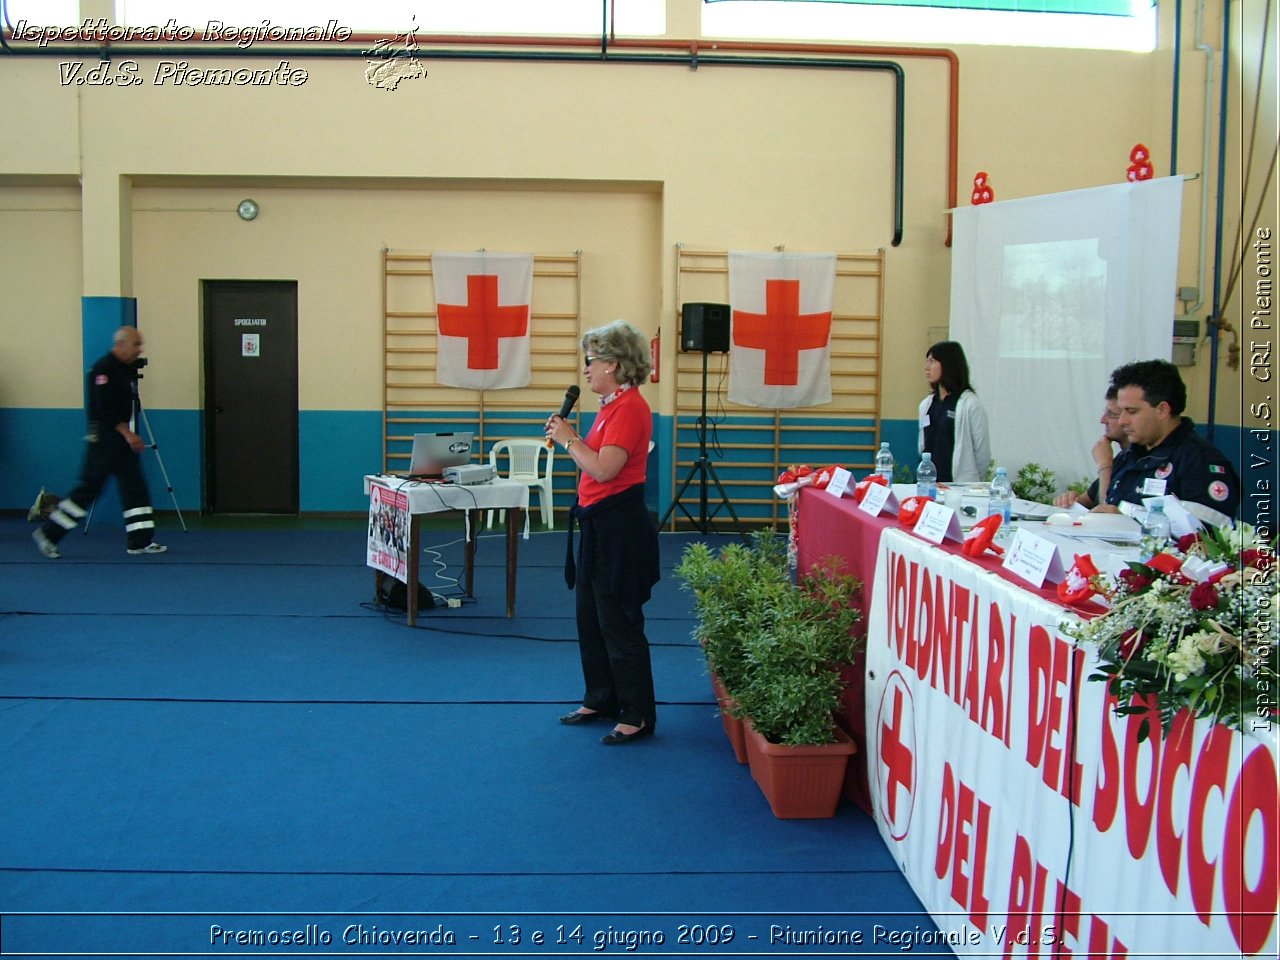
650, 331, 660, 383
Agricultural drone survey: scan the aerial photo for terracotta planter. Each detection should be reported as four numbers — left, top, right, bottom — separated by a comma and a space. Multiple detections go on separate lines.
709, 673, 748, 765
743, 719, 857, 819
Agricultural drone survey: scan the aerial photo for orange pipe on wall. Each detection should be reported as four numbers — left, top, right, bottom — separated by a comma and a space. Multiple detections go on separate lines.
341, 32, 959, 245
340, 31, 961, 243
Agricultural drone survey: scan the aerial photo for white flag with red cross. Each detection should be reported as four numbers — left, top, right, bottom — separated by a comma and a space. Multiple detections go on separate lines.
728, 251, 836, 409
432, 252, 533, 390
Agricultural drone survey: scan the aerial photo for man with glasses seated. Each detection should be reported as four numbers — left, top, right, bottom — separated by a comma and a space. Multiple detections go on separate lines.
1054, 385, 1130, 509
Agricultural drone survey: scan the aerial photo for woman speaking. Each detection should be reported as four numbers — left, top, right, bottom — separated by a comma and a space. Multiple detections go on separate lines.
546, 320, 660, 745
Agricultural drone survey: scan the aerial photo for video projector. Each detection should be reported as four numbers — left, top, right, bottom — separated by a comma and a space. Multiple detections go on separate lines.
442, 463, 496, 485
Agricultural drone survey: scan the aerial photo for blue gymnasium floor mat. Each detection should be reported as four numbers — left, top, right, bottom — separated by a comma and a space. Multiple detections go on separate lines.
0, 518, 942, 958
1, 520, 701, 622
0, 613, 712, 706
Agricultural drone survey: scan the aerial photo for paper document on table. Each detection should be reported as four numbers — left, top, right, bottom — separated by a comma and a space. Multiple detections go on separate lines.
1043, 511, 1142, 541
1011, 497, 1057, 520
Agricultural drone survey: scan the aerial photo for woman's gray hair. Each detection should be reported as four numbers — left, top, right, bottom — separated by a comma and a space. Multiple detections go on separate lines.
582, 320, 652, 387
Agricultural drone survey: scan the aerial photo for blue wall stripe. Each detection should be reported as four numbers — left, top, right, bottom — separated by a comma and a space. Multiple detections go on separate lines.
81, 297, 136, 365
2, 408, 1270, 526
300, 410, 384, 512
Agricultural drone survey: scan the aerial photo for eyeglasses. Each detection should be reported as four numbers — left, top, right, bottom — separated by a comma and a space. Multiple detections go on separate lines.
584, 355, 607, 366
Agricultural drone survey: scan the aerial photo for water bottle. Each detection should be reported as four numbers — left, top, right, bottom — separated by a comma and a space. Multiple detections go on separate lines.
988, 467, 1013, 524
915, 452, 938, 500
1141, 501, 1172, 559
874, 442, 894, 482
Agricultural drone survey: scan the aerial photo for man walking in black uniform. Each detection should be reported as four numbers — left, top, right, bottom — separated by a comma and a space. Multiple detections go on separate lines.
33, 326, 166, 558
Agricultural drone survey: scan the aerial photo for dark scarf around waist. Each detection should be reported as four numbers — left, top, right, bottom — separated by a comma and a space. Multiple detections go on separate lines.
564, 484, 660, 614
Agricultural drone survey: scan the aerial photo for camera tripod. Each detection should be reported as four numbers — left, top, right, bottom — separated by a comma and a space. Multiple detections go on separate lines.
85, 380, 187, 533
659, 348, 747, 538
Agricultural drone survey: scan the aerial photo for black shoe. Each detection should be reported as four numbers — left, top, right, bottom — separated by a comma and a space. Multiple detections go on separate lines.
559, 710, 611, 725
600, 724, 653, 745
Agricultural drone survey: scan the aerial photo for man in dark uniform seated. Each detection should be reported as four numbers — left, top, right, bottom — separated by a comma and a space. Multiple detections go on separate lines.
1094, 359, 1240, 527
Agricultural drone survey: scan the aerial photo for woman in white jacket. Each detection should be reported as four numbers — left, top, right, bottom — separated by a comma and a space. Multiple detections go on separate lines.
917, 340, 991, 484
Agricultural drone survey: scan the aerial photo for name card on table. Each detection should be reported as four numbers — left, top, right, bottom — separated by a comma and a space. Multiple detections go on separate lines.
825, 467, 854, 498
858, 481, 899, 518
1002, 527, 1067, 587
912, 500, 963, 544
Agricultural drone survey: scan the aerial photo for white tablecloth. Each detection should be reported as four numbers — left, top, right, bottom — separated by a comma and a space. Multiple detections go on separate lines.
364, 474, 531, 536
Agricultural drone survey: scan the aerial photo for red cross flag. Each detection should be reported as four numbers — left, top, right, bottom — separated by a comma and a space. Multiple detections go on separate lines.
728, 251, 836, 409
432, 252, 533, 390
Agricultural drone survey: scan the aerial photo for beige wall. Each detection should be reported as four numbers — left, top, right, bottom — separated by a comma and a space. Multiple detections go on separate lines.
0, 185, 83, 403
129, 182, 662, 411
1229, 0, 1277, 447
0, 0, 1267, 434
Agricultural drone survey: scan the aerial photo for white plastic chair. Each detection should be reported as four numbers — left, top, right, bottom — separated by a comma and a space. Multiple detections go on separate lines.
487, 438, 555, 530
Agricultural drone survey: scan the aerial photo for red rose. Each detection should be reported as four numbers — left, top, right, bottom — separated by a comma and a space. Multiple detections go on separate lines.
1119, 568, 1153, 592
1189, 583, 1221, 611
1119, 628, 1147, 659
1176, 533, 1202, 552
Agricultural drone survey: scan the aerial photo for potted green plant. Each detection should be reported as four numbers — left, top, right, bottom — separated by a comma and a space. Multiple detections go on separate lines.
676, 532, 863, 817
734, 556, 861, 817
675, 531, 791, 762
1012, 462, 1056, 503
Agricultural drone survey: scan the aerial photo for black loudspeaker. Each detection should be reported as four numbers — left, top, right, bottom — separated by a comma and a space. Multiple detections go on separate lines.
681, 302, 731, 353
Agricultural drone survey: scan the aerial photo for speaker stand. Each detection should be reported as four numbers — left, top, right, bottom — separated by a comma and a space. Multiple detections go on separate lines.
659, 349, 747, 539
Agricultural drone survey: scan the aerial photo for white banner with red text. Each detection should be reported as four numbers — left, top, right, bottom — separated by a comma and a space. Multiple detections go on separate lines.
865, 528, 1277, 958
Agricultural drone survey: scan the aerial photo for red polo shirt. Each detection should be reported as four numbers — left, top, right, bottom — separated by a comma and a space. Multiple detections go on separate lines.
577, 387, 652, 508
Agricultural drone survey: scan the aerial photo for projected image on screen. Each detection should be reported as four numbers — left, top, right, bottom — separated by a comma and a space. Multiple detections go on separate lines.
1000, 239, 1106, 359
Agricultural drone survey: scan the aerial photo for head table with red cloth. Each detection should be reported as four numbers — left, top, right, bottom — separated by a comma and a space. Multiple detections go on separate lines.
791, 485, 1277, 959
793, 485, 1102, 812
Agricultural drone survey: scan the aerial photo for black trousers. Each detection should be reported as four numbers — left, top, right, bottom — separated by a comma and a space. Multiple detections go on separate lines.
41, 434, 156, 549
574, 530, 656, 731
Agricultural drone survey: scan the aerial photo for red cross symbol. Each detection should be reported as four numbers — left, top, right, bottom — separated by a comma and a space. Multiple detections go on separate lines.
880, 684, 915, 823
437, 274, 529, 370
732, 279, 831, 385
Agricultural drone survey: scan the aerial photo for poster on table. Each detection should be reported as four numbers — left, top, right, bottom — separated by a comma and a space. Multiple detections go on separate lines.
864, 528, 1277, 958
367, 484, 409, 582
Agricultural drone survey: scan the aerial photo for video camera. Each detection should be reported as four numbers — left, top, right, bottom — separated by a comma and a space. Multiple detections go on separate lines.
132, 357, 148, 379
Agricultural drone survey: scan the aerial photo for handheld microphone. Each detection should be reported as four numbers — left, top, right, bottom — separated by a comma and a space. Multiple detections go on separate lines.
548, 384, 581, 448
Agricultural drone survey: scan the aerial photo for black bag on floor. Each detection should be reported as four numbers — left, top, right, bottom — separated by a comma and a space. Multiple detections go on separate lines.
377, 578, 436, 612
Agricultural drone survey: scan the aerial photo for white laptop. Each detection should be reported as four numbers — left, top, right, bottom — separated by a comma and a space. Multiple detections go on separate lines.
407, 432, 473, 478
